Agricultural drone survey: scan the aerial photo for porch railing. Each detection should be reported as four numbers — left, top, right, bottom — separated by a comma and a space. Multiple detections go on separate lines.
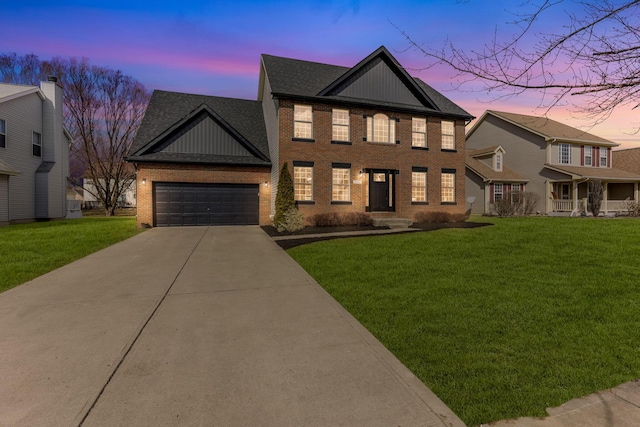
552, 199, 573, 211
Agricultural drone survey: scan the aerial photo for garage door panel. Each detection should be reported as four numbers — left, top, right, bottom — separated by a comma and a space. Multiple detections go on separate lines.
154, 183, 259, 227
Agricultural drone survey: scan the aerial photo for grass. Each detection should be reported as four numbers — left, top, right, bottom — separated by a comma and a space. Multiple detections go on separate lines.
0, 217, 144, 293
288, 217, 640, 426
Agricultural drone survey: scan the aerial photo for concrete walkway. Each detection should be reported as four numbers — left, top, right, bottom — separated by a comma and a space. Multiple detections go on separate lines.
0, 226, 464, 427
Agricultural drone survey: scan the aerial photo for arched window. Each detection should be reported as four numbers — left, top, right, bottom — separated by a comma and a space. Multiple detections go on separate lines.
366, 113, 395, 143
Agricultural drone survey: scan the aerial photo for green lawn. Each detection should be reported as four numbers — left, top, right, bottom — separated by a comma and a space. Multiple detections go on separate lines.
0, 217, 144, 293
288, 217, 640, 426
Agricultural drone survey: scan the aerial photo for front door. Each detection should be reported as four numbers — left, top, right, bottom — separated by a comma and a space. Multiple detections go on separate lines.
369, 171, 394, 212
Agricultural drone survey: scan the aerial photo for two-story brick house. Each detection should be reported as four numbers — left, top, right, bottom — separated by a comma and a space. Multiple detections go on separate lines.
128, 47, 473, 227
466, 110, 640, 215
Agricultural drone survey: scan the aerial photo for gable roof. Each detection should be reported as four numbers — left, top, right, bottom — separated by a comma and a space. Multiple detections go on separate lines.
466, 148, 528, 183
128, 90, 270, 166
544, 164, 640, 181
0, 84, 42, 104
0, 158, 20, 176
260, 46, 472, 119
468, 110, 618, 146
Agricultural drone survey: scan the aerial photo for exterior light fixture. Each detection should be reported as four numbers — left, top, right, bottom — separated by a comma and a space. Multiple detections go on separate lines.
264, 181, 269, 187
141, 178, 146, 185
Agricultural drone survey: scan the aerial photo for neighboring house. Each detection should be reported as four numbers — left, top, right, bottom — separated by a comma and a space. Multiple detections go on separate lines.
465, 145, 529, 214
613, 147, 640, 177
128, 46, 473, 227
466, 110, 640, 215
83, 178, 137, 209
0, 78, 70, 225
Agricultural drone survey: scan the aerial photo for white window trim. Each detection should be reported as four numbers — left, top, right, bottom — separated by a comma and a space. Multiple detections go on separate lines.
411, 171, 427, 202
559, 143, 571, 164
412, 117, 427, 148
294, 165, 314, 201
600, 148, 608, 168
494, 183, 503, 201
332, 109, 350, 142
32, 131, 42, 157
366, 114, 396, 144
584, 146, 592, 166
495, 153, 503, 171
441, 121, 455, 150
293, 105, 313, 139
332, 167, 351, 201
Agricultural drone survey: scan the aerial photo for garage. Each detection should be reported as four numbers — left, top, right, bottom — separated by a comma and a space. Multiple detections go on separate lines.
154, 182, 259, 226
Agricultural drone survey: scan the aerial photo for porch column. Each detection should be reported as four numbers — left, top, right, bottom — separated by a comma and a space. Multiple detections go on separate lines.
485, 184, 491, 214
546, 181, 552, 213
635, 182, 639, 202
572, 181, 578, 213
602, 182, 608, 215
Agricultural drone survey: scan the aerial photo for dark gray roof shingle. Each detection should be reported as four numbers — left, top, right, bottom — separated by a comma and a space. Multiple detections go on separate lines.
129, 91, 270, 165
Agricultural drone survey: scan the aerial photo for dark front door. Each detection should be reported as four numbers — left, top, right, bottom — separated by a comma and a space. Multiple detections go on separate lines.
370, 171, 391, 212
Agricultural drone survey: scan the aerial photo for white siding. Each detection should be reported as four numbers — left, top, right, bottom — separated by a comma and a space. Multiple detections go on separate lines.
0, 175, 8, 224
0, 89, 43, 221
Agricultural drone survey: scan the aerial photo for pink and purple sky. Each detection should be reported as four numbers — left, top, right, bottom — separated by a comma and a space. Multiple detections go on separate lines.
3, 0, 638, 148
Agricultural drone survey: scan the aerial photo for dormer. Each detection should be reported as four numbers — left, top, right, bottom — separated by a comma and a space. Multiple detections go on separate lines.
468, 145, 506, 172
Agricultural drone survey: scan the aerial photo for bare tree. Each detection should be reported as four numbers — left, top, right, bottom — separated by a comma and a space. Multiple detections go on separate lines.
589, 180, 604, 216
0, 54, 150, 215
401, 0, 640, 127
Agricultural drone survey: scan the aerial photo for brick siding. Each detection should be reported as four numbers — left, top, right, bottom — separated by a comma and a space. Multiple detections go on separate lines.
278, 100, 467, 223
136, 163, 271, 227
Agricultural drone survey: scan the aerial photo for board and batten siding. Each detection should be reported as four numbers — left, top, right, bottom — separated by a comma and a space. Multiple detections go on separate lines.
260, 66, 279, 219
0, 90, 43, 221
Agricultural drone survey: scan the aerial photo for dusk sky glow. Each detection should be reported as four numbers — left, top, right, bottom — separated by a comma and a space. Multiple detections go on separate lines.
4, 0, 638, 147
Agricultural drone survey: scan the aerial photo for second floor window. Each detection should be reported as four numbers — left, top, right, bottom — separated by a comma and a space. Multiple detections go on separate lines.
584, 146, 592, 166
600, 148, 608, 168
441, 121, 455, 150
412, 118, 426, 147
332, 109, 349, 142
294, 105, 313, 139
0, 119, 5, 148
559, 143, 571, 164
32, 132, 42, 157
366, 113, 395, 144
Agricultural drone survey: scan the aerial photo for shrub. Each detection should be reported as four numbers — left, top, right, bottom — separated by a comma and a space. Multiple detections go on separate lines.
308, 212, 373, 227
273, 162, 295, 228
276, 208, 305, 232
623, 200, 640, 216
413, 211, 468, 224
490, 191, 540, 216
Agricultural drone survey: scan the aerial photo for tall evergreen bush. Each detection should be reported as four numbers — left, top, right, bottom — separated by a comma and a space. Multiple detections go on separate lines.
274, 162, 295, 227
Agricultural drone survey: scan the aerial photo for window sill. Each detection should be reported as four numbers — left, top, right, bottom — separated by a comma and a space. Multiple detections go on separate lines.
366, 141, 396, 146
441, 149, 457, 153
331, 201, 352, 205
331, 140, 352, 145
411, 146, 429, 151
295, 200, 315, 205
440, 202, 457, 205
292, 137, 315, 143
411, 201, 429, 205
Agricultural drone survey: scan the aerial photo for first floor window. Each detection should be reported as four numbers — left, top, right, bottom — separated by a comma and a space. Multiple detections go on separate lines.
441, 121, 455, 150
366, 113, 395, 144
294, 105, 313, 139
584, 146, 592, 166
332, 109, 350, 142
32, 132, 42, 157
332, 166, 350, 201
559, 143, 571, 164
494, 183, 503, 201
293, 164, 313, 201
412, 169, 427, 202
441, 171, 455, 202
412, 117, 426, 147
0, 119, 5, 148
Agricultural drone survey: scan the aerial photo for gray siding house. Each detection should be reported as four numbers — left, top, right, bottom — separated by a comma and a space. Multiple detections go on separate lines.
0, 79, 70, 225
466, 110, 640, 215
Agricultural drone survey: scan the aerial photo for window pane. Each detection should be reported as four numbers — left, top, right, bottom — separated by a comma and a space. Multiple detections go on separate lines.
294, 105, 312, 121
294, 105, 312, 139
294, 166, 313, 201
332, 168, 350, 201
373, 173, 386, 182
333, 109, 349, 125
441, 173, 455, 202
373, 114, 389, 143
0, 119, 5, 133
441, 121, 455, 149
412, 172, 426, 202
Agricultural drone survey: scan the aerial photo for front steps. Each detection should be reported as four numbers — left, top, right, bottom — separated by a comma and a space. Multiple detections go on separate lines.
372, 217, 413, 229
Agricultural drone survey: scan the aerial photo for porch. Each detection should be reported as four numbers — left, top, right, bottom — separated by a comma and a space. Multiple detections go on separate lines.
548, 181, 638, 215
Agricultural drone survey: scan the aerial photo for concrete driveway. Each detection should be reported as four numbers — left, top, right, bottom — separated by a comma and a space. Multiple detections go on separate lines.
0, 226, 464, 426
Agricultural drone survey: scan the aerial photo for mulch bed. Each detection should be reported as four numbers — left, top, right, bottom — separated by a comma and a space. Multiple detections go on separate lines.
263, 222, 491, 249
